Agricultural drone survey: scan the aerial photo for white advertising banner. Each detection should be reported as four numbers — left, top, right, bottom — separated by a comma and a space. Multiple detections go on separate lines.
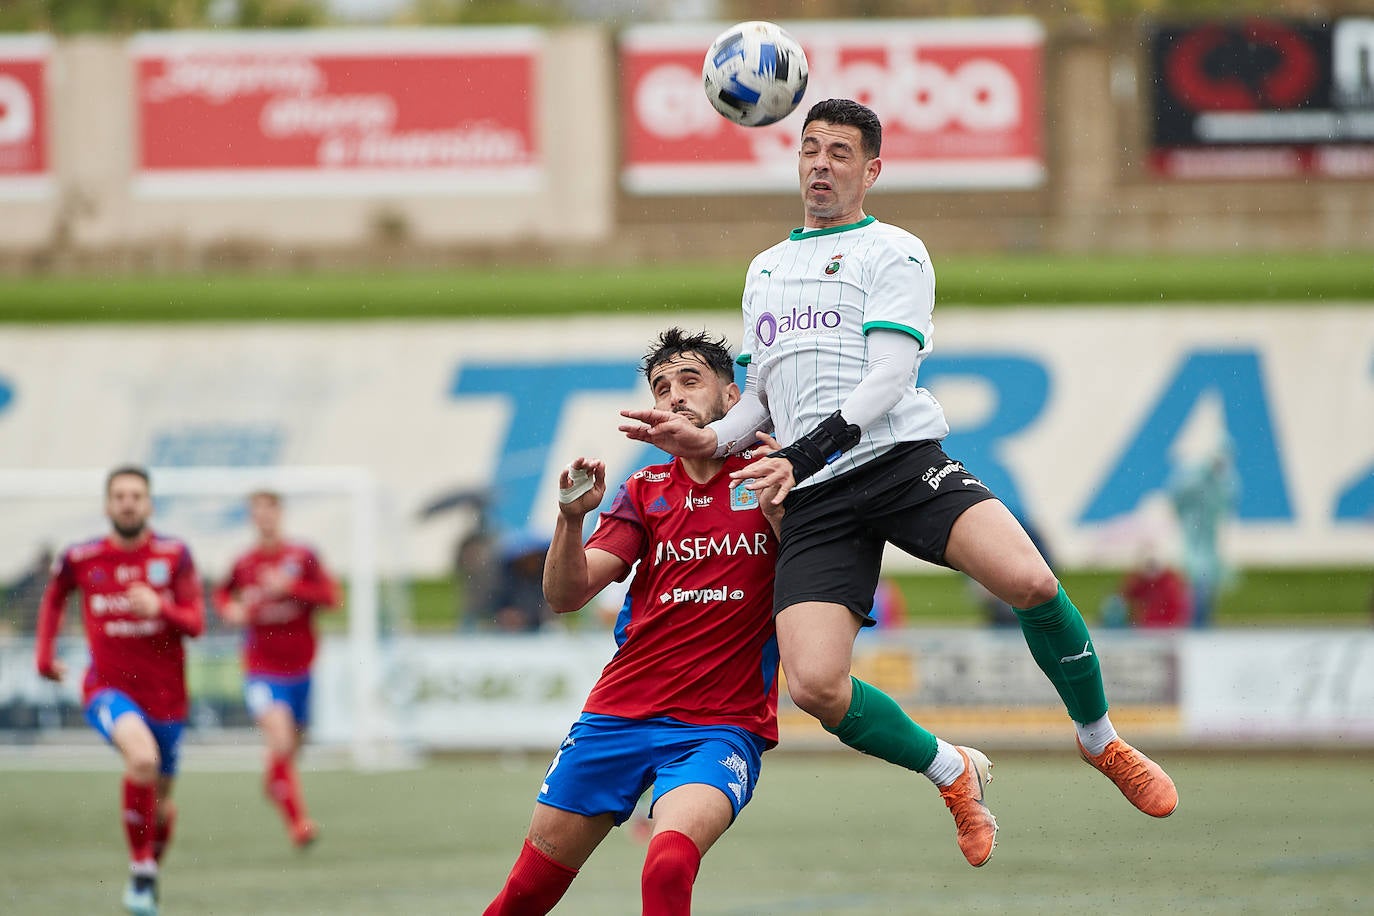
310, 633, 608, 749
0, 307, 1371, 581
1181, 632, 1374, 741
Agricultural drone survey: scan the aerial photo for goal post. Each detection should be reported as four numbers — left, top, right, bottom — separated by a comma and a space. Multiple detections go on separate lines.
0, 465, 403, 769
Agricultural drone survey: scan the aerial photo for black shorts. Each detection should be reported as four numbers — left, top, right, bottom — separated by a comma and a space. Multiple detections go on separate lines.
774, 440, 998, 624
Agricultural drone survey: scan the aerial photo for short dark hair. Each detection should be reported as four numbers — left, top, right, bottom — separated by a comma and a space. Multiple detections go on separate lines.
106, 464, 150, 495
641, 327, 735, 385
803, 98, 883, 159
248, 489, 282, 506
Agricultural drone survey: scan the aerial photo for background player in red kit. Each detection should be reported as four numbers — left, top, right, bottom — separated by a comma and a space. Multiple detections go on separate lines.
35, 465, 204, 916
485, 328, 782, 916
214, 489, 340, 848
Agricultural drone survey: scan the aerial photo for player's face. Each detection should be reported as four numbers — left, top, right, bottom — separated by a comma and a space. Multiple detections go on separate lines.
249, 495, 283, 541
648, 353, 740, 428
798, 120, 881, 228
105, 474, 152, 541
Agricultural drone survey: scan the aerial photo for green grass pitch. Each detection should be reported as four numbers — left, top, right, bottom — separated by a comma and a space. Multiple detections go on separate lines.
2, 252, 1371, 322
2, 750, 1370, 914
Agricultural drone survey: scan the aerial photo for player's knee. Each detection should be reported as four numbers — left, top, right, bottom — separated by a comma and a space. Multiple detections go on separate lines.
126, 752, 160, 785
1008, 569, 1060, 610
786, 672, 849, 723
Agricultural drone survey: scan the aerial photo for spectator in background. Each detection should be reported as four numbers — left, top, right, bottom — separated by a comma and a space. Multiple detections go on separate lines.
1119, 550, 1191, 629
454, 529, 500, 631
0, 544, 54, 635
1168, 443, 1237, 628
489, 531, 554, 633
214, 489, 340, 849
869, 577, 908, 630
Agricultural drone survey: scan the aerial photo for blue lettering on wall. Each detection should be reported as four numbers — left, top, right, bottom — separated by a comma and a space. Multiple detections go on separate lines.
1081, 351, 1291, 522
0, 374, 13, 416
923, 355, 1050, 521
450, 361, 660, 533
1333, 352, 1374, 522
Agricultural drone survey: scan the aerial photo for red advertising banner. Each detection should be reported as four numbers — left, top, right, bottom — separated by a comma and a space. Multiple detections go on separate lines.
133, 29, 542, 195
0, 35, 51, 196
620, 19, 1044, 194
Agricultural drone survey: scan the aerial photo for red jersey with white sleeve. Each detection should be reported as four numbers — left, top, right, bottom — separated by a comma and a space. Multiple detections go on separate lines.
214, 542, 339, 677
583, 452, 779, 745
34, 533, 204, 721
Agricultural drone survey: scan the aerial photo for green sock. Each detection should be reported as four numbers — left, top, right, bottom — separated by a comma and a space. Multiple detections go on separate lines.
823, 676, 939, 772
1015, 584, 1109, 723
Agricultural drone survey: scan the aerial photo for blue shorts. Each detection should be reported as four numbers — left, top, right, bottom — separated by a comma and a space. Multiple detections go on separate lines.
84, 689, 184, 777
244, 674, 311, 726
537, 713, 767, 826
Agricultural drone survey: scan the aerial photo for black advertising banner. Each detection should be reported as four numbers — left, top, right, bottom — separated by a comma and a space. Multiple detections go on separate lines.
1149, 18, 1374, 178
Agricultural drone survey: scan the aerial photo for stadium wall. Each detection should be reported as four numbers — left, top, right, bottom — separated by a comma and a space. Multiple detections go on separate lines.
0, 310, 1370, 582
2, 21, 1372, 270
7, 629, 1373, 751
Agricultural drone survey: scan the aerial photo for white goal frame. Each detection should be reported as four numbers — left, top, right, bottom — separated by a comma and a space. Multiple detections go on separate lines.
0, 465, 396, 769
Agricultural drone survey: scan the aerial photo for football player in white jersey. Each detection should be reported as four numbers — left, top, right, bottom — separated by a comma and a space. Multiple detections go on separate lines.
622, 98, 1177, 869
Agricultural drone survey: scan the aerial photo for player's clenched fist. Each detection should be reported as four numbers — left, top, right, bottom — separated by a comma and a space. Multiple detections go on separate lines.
557, 459, 606, 515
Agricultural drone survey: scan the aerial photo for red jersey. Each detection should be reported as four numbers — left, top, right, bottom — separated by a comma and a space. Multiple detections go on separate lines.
35, 533, 204, 721
582, 452, 779, 745
213, 542, 339, 677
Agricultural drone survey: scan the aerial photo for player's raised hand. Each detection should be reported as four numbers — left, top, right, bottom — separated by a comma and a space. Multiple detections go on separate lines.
125, 582, 163, 618
619, 408, 717, 457
557, 458, 606, 516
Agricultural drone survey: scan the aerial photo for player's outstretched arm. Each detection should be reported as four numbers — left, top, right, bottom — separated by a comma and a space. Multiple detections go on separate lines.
618, 408, 718, 458
544, 459, 627, 613
33, 568, 71, 681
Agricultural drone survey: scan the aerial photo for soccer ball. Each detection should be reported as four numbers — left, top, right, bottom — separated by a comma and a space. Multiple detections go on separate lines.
702, 21, 809, 127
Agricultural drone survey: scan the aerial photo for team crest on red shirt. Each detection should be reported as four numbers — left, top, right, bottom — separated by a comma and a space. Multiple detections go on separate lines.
146, 558, 171, 587
730, 483, 760, 511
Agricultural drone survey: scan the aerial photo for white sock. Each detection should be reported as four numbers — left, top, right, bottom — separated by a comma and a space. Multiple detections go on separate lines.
130, 859, 158, 878
922, 739, 967, 787
1075, 714, 1118, 757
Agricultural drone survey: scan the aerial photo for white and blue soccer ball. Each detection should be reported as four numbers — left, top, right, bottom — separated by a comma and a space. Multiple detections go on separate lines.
702, 21, 809, 127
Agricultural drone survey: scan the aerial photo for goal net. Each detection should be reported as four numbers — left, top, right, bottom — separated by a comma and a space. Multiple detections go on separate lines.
0, 466, 409, 769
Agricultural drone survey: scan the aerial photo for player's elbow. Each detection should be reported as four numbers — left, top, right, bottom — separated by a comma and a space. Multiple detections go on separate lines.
545, 590, 590, 615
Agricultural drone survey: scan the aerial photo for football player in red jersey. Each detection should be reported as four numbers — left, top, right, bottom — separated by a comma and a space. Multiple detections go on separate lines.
35, 465, 205, 916
485, 328, 782, 916
214, 489, 340, 848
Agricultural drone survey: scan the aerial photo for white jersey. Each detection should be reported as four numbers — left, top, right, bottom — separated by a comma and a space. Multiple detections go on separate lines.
739, 215, 950, 487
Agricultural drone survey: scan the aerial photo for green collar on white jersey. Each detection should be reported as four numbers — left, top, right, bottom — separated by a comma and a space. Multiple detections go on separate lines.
788, 215, 876, 241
